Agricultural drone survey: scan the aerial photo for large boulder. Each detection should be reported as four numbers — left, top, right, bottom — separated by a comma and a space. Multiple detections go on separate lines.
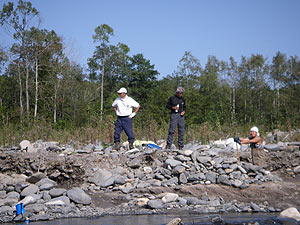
279, 207, 300, 221
67, 187, 91, 205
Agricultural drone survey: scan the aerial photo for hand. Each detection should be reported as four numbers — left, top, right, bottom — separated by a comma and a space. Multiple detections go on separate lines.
233, 137, 241, 144
129, 112, 136, 118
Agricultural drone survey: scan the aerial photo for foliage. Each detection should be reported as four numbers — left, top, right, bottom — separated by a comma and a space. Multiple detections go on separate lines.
0, 1, 299, 146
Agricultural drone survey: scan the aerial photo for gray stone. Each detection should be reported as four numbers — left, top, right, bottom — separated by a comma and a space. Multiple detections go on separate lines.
232, 180, 243, 188
40, 182, 55, 191
188, 173, 205, 182
217, 175, 232, 186
162, 193, 179, 203
264, 144, 283, 151
47, 196, 70, 205
177, 197, 187, 206
20, 184, 38, 197
88, 169, 112, 186
42, 191, 51, 201
162, 177, 178, 186
67, 187, 91, 205
19, 195, 36, 206
147, 199, 163, 209
128, 158, 142, 168
35, 178, 57, 187
196, 156, 211, 164
0, 190, 6, 199
165, 159, 182, 167
6, 191, 20, 199
205, 172, 217, 183
172, 165, 185, 174
49, 188, 67, 198
293, 166, 300, 174
26, 172, 47, 184
179, 173, 187, 184
24, 203, 46, 213
0, 205, 13, 213
14, 183, 29, 193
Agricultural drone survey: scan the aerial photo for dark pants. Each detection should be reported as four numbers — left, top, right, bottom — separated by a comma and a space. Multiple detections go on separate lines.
114, 116, 135, 143
167, 113, 185, 147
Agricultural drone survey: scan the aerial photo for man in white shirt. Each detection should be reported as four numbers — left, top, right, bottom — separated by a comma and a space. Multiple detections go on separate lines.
112, 87, 140, 150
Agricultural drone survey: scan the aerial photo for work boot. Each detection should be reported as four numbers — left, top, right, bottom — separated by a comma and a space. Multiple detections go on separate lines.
129, 142, 134, 150
113, 142, 120, 150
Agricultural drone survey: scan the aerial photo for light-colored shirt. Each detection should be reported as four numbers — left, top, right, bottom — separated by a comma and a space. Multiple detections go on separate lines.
112, 95, 140, 116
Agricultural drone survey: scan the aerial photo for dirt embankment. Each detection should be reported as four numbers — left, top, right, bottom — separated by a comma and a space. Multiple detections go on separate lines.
0, 148, 300, 210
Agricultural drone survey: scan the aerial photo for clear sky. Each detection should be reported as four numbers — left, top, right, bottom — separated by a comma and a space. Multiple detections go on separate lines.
1, 0, 300, 78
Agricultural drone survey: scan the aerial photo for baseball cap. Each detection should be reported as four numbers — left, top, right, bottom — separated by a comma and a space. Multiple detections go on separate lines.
117, 87, 127, 94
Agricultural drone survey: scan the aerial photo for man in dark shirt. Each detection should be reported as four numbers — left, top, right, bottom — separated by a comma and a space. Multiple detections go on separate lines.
166, 87, 186, 150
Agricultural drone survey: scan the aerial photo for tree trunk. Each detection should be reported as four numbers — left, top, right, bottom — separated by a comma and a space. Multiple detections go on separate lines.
17, 62, 23, 126
25, 56, 30, 118
34, 55, 38, 118
100, 58, 104, 122
54, 83, 58, 123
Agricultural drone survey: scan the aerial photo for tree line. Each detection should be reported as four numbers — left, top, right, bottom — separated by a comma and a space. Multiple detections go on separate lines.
0, 0, 299, 145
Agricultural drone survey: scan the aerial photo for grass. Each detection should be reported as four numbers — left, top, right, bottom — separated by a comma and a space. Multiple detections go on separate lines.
0, 119, 297, 147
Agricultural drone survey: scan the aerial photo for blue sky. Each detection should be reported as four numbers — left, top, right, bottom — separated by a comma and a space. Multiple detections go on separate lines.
1, 0, 300, 78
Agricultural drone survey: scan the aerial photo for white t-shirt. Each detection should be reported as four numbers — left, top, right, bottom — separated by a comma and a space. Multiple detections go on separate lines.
112, 95, 140, 116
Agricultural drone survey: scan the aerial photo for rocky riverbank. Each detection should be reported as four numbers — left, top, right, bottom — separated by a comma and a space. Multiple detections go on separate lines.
0, 132, 300, 223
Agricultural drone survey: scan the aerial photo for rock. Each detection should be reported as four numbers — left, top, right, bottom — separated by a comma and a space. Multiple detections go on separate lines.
179, 173, 187, 184
40, 182, 55, 191
35, 178, 57, 187
165, 159, 182, 167
162, 193, 179, 203
6, 191, 20, 199
167, 218, 182, 225
88, 169, 112, 186
196, 156, 211, 164
173, 165, 185, 174
264, 144, 283, 151
67, 187, 91, 205
128, 158, 142, 168
0, 190, 6, 199
205, 172, 217, 183
293, 166, 300, 174
232, 180, 243, 188
217, 175, 232, 186
24, 203, 46, 213
49, 188, 67, 198
20, 184, 38, 197
46, 196, 70, 205
26, 172, 47, 184
20, 140, 37, 153
18, 195, 35, 206
136, 198, 149, 207
147, 199, 163, 209
143, 167, 153, 173
279, 207, 300, 221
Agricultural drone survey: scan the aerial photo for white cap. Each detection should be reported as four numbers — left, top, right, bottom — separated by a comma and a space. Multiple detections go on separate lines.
250, 126, 260, 136
117, 87, 127, 94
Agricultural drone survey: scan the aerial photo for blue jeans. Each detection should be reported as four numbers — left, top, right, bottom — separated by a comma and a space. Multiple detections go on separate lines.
114, 116, 135, 143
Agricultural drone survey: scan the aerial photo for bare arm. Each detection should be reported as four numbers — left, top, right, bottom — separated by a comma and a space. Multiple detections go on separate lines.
240, 136, 262, 145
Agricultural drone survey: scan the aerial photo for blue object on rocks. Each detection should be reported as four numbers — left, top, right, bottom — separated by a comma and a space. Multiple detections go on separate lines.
147, 144, 162, 150
16, 203, 25, 215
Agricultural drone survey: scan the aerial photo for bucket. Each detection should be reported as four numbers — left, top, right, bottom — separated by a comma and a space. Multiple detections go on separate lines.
16, 203, 25, 215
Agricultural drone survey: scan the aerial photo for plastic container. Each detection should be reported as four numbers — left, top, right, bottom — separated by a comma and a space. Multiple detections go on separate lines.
147, 144, 162, 150
16, 203, 25, 215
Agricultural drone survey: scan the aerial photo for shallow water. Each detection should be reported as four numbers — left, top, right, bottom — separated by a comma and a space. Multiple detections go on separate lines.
2, 213, 297, 225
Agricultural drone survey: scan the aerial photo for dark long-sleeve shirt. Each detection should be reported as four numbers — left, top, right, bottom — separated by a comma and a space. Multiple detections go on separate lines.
166, 95, 186, 114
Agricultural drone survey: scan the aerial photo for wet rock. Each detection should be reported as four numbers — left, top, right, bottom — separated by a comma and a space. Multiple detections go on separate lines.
279, 207, 300, 221
167, 217, 182, 225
